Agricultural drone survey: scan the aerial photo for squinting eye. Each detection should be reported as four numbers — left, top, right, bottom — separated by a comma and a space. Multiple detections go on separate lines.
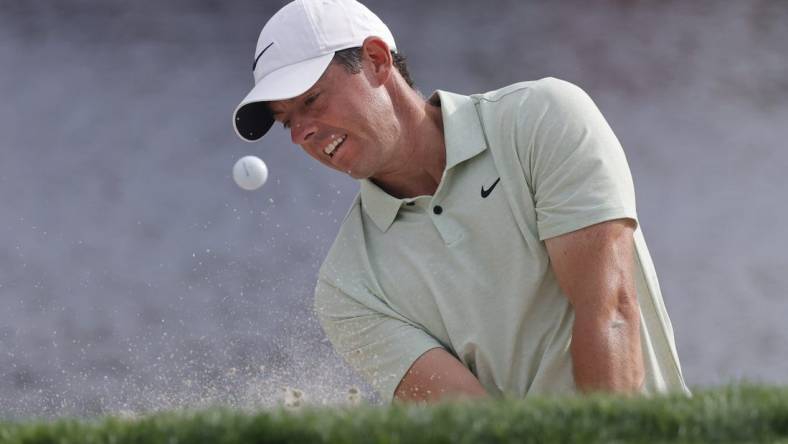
305, 93, 320, 106
282, 121, 291, 130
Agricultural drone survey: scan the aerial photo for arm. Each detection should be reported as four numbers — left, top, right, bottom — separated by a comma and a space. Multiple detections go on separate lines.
393, 348, 489, 403
544, 218, 644, 394
318, 279, 487, 404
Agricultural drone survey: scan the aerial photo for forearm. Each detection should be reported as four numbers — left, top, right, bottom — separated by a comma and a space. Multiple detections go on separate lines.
571, 294, 644, 394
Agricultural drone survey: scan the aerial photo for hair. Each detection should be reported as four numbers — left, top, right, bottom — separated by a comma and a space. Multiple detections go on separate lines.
332, 47, 415, 89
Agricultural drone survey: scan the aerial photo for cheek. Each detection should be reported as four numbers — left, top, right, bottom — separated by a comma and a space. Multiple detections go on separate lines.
347, 91, 398, 140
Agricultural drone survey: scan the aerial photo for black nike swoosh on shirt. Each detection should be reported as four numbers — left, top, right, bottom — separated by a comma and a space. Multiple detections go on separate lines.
252, 42, 275, 71
481, 177, 501, 198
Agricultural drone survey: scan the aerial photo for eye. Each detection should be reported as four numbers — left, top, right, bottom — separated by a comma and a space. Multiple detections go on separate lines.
305, 93, 320, 106
282, 120, 291, 130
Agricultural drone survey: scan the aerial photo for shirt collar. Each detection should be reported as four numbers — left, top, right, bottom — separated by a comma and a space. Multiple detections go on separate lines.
429, 89, 488, 170
360, 179, 402, 232
360, 90, 488, 232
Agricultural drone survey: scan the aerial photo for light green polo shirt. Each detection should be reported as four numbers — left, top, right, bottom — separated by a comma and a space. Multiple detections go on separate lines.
314, 77, 689, 403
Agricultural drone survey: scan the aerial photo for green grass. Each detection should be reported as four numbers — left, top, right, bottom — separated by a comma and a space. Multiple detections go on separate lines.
2, 385, 787, 443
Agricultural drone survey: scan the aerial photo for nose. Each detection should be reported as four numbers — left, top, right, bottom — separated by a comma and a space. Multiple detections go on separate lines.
290, 118, 318, 146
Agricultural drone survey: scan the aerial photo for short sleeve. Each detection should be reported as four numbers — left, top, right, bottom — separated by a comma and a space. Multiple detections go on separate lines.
519, 78, 638, 240
313, 277, 444, 403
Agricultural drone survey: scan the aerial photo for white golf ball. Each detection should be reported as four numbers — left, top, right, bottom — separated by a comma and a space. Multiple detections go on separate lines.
233, 155, 268, 191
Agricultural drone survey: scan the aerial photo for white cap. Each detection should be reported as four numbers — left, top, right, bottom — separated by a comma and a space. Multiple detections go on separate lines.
233, 0, 397, 142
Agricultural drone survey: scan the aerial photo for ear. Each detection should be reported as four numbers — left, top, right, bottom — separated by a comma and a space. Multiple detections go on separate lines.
360, 36, 393, 85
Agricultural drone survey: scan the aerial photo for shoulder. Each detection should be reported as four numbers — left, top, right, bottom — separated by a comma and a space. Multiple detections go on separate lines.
470, 78, 590, 148
474, 78, 607, 150
475, 77, 593, 113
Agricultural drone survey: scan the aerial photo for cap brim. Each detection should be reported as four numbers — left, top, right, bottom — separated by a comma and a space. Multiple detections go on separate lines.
233, 52, 334, 142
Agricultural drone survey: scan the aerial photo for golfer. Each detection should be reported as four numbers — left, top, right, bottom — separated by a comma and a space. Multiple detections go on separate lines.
232, 0, 690, 403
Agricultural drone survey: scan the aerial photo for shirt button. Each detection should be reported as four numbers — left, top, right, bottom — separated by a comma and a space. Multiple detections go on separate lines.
433, 205, 443, 215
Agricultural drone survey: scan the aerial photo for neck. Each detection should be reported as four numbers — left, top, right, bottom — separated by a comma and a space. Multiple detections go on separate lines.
369, 88, 446, 199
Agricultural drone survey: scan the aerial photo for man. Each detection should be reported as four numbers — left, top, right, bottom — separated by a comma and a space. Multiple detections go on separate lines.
233, 0, 690, 403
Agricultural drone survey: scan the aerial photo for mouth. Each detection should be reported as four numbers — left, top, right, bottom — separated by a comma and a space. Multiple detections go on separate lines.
323, 134, 347, 158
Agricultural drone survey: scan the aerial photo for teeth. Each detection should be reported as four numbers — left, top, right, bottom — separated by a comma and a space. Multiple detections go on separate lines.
323, 135, 347, 156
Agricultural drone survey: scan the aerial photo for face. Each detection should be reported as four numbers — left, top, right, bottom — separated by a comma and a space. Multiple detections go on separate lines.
267, 61, 401, 179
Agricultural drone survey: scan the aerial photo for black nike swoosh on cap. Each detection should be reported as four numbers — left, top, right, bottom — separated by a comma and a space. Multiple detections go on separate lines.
252, 42, 275, 71
481, 177, 501, 198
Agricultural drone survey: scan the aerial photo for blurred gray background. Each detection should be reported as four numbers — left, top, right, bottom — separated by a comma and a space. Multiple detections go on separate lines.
1, 0, 786, 418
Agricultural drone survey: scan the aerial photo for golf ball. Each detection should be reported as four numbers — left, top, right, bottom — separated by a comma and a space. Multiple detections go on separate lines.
233, 155, 268, 190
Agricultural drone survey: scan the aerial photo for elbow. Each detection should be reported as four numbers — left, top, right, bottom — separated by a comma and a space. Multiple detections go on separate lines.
612, 287, 641, 327
612, 288, 645, 392
571, 287, 645, 394
575, 285, 640, 328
